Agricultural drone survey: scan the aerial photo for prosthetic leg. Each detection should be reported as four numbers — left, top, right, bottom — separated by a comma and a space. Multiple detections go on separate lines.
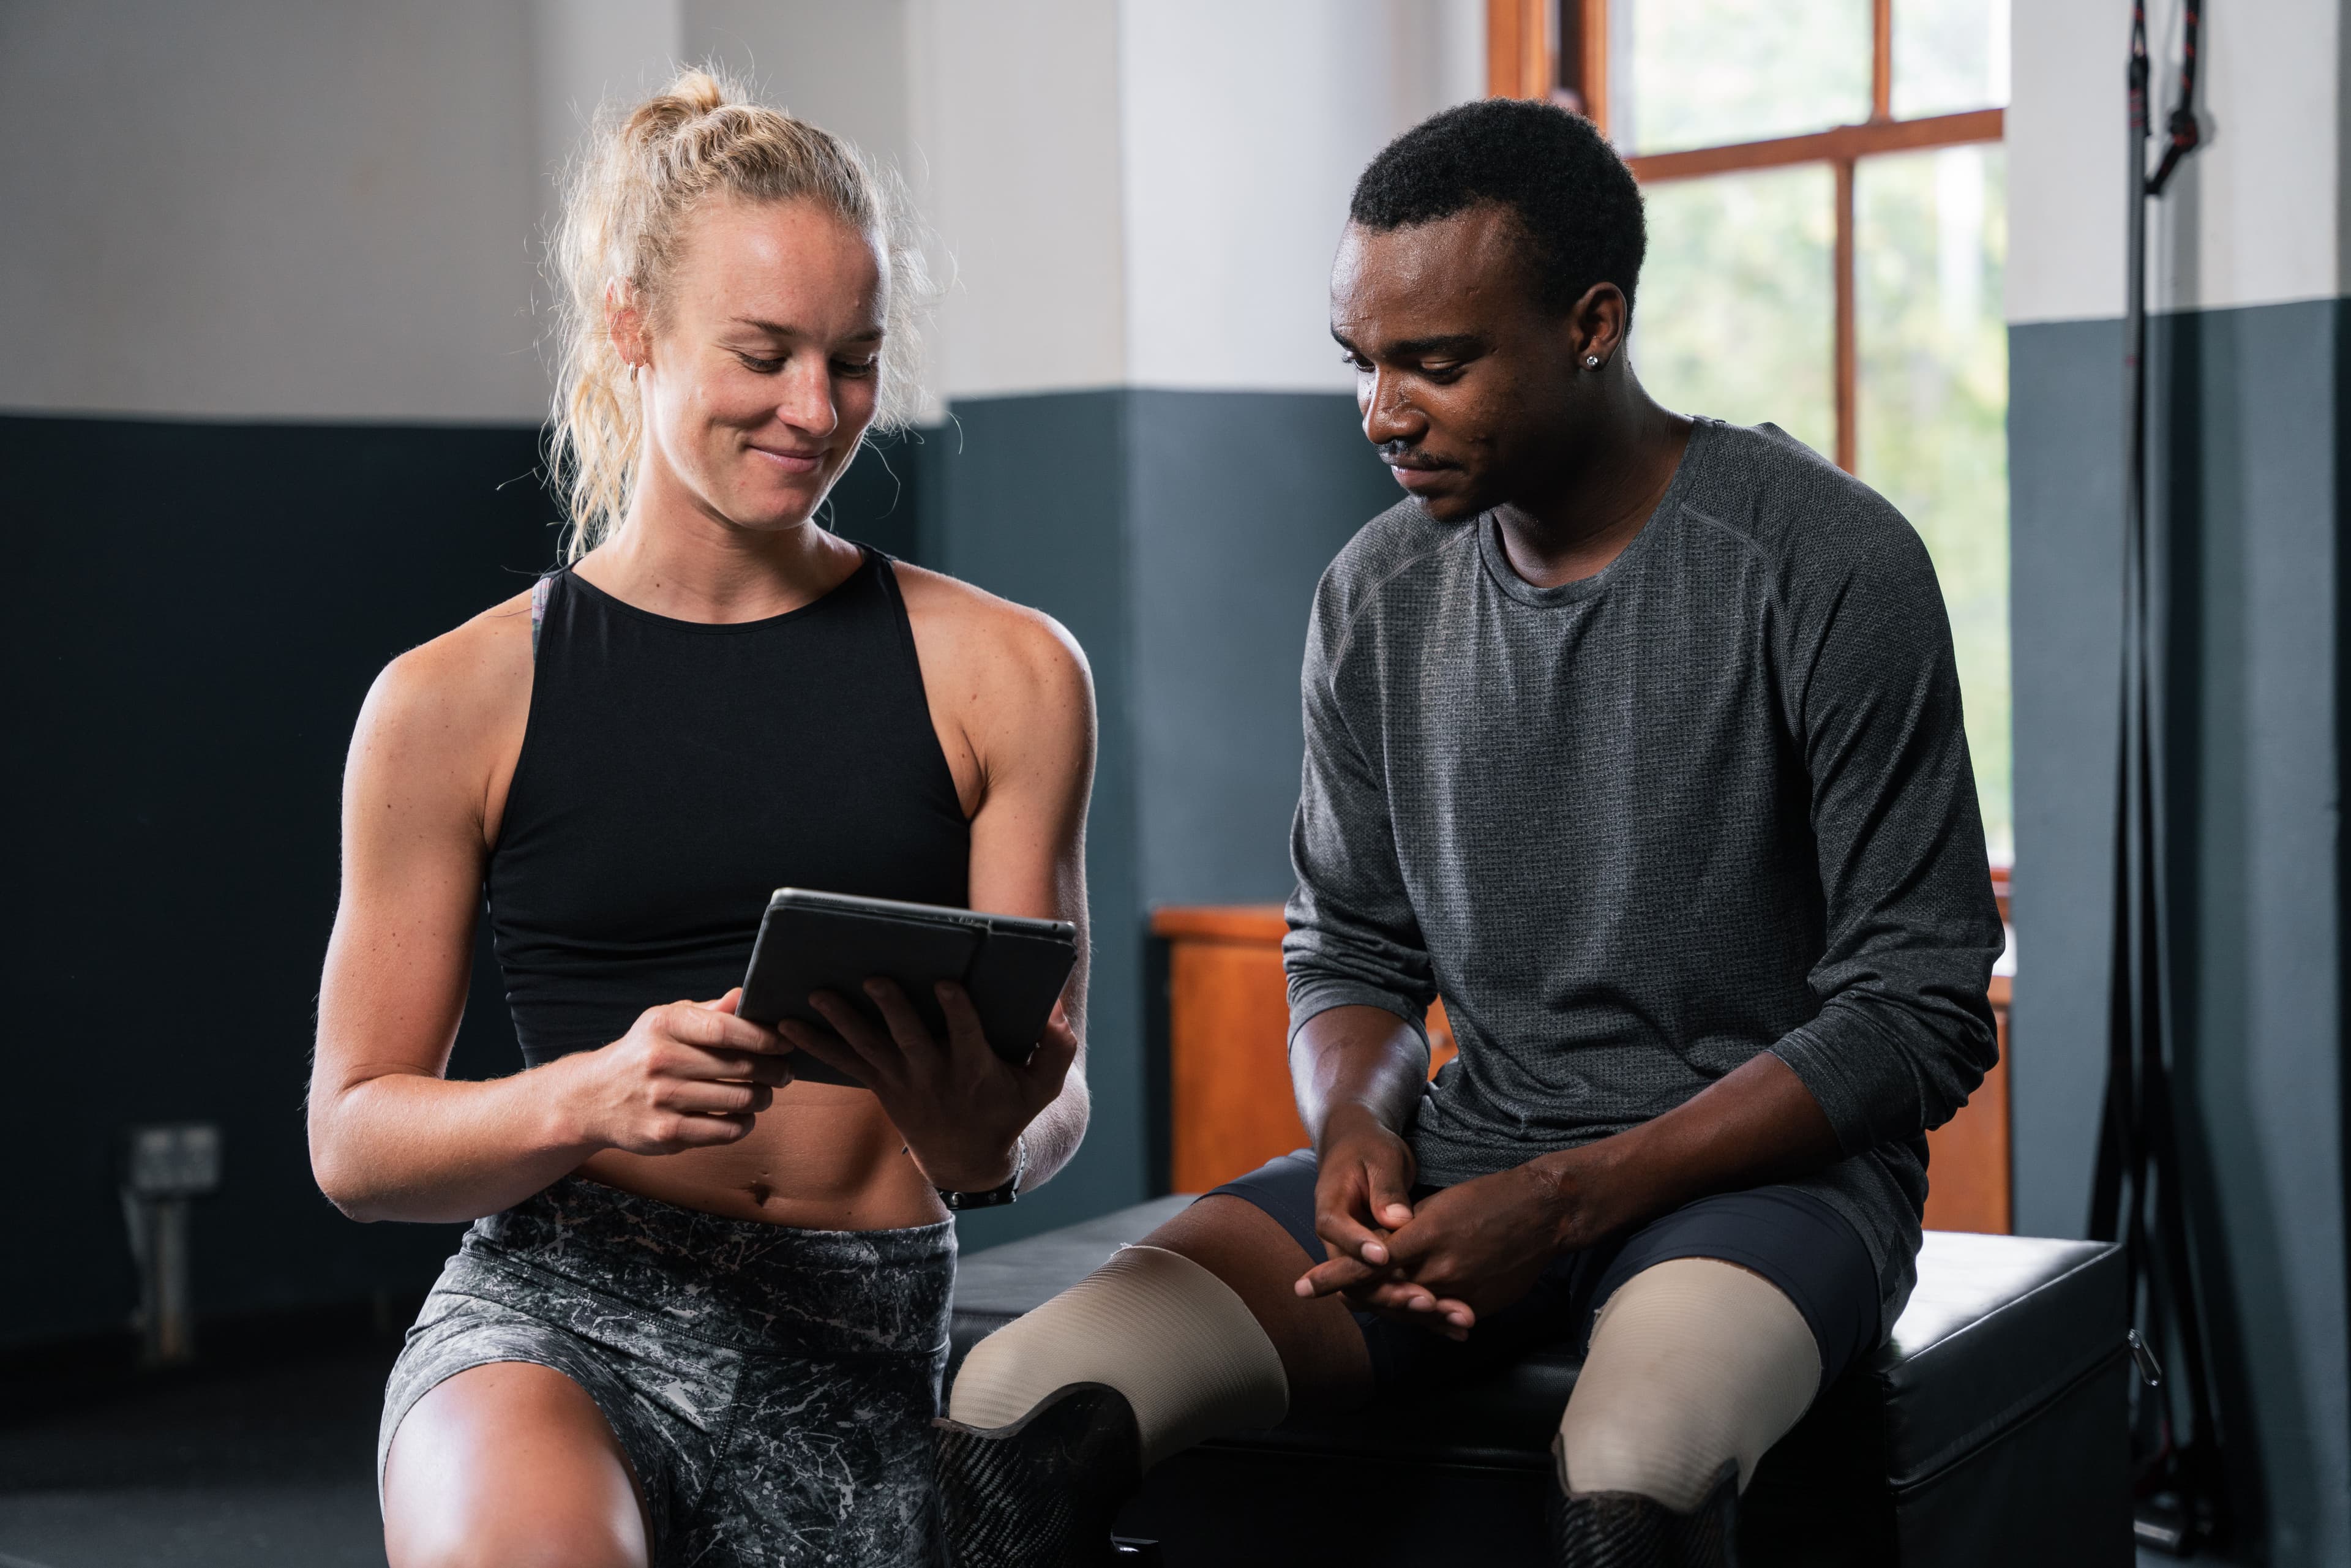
935, 1244, 1288, 1566
1548, 1458, 1741, 1566
1546, 1256, 1821, 1567
934, 1382, 1144, 1568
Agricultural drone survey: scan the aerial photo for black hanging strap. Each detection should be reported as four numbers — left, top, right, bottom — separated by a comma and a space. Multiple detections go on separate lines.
2087, 1, 2224, 1555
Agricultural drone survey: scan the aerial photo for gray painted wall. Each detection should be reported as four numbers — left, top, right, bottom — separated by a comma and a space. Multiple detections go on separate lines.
0, 0, 545, 421
2009, 300, 2349, 1563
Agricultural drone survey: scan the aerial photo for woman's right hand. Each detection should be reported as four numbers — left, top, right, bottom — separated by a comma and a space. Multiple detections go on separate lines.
561, 988, 795, 1155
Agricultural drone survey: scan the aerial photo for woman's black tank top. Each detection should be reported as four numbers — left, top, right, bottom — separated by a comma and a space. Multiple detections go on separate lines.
487, 549, 971, 1066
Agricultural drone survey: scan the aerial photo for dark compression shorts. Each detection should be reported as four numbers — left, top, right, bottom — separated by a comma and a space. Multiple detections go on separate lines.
379, 1176, 954, 1567
1206, 1149, 1883, 1395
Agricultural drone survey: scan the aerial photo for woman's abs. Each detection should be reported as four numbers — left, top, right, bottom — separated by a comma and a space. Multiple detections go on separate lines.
576, 1082, 949, 1230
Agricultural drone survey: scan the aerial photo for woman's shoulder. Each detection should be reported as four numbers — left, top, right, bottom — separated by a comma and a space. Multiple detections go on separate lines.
354, 583, 538, 777
889, 560, 1092, 701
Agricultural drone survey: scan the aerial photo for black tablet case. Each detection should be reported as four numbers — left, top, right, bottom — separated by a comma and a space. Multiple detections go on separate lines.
737, 894, 1074, 1088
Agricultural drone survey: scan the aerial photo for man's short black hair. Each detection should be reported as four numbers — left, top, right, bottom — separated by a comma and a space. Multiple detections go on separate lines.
1349, 99, 1645, 318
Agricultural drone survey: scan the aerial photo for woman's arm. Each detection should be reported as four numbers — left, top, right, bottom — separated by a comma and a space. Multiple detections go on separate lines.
308, 609, 792, 1223
957, 603, 1097, 1190
780, 569, 1097, 1196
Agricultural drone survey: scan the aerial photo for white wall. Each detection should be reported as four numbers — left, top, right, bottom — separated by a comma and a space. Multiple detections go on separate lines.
0, 1, 1487, 421
0, 0, 546, 422
898, 0, 1481, 400
534, 0, 684, 207
2007, 0, 2343, 324
1117, 0, 1483, 392
906, 0, 1129, 401
680, 0, 913, 190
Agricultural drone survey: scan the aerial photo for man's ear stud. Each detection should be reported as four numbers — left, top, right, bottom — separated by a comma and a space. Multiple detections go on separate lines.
1586, 355, 1603, 369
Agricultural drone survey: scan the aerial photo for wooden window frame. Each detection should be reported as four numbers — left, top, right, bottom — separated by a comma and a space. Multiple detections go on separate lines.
1488, 0, 2004, 474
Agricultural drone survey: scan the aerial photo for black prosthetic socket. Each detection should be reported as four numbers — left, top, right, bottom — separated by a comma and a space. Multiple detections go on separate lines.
934, 1382, 1144, 1568
1547, 1458, 1741, 1567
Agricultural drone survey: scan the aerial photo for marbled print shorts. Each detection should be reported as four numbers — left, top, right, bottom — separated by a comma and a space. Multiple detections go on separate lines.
378, 1176, 955, 1567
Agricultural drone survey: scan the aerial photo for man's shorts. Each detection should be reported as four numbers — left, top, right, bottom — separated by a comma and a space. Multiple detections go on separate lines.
1206, 1150, 1883, 1394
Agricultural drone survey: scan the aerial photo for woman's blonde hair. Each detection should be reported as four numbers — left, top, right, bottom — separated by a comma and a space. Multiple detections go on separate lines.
547, 67, 929, 561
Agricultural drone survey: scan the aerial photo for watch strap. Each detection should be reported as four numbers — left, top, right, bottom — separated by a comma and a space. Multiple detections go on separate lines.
937, 1135, 1026, 1210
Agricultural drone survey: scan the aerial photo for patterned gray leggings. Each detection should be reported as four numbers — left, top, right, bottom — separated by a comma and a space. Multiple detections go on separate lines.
378, 1176, 955, 1567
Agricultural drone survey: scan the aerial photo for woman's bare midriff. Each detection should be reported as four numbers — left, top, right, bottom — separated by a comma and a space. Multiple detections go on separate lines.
576, 1079, 951, 1231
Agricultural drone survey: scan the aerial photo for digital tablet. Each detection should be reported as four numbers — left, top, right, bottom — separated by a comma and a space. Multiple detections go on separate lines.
737, 888, 1078, 1088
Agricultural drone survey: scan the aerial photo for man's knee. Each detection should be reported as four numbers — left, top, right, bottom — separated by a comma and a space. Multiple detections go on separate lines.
1554, 1256, 1822, 1509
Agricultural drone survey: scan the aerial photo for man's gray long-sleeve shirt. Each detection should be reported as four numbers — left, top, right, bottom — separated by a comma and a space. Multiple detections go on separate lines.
1282, 418, 2004, 1326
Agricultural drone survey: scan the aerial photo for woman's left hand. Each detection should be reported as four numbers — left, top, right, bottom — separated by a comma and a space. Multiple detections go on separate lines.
781, 981, 1079, 1193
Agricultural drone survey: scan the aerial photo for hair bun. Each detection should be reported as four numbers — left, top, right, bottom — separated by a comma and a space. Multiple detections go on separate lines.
664, 68, 729, 116
622, 69, 733, 149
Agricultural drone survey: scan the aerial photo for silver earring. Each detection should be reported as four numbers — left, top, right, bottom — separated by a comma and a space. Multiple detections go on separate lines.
1586, 355, 1603, 369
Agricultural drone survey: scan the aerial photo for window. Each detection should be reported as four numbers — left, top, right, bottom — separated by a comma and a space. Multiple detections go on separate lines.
1489, 0, 2011, 863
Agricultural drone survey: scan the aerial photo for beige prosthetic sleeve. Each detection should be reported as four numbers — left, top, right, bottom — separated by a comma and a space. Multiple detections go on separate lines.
1555, 1257, 1823, 1510
948, 1244, 1289, 1472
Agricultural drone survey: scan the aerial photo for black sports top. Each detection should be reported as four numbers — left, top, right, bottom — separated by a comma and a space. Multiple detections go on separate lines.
487, 548, 971, 1066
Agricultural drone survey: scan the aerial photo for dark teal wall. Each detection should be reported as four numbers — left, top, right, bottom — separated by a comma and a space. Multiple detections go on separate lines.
2009, 301, 2350, 1564
2, 415, 549, 1348
918, 386, 1396, 1247
4, 387, 1396, 1320
1127, 390, 1398, 907
920, 391, 1144, 1250
0, 415, 921, 1348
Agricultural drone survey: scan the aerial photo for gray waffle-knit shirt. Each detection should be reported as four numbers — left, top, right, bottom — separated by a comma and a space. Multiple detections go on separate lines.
1281, 418, 2004, 1328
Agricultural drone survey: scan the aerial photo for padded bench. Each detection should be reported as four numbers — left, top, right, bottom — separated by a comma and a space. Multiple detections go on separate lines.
949, 1197, 2132, 1567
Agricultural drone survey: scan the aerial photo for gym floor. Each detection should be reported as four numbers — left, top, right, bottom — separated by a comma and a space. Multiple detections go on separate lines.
0, 1313, 2219, 1568
0, 1310, 395, 1568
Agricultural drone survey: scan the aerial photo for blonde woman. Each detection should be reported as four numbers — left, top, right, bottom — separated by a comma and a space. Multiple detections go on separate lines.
307, 72, 1095, 1568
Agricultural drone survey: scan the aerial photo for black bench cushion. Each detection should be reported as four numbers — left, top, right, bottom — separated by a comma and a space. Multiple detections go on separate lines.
948, 1197, 2124, 1491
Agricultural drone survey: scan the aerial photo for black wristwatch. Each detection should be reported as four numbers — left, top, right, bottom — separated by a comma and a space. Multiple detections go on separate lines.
936, 1136, 1026, 1211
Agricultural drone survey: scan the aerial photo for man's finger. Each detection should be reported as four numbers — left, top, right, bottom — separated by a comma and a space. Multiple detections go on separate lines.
1353, 1280, 1442, 1315
1432, 1297, 1477, 1329
1312, 1164, 1398, 1263
1314, 1198, 1393, 1268
1365, 1157, 1416, 1232
1293, 1252, 1390, 1298
1340, 1288, 1468, 1341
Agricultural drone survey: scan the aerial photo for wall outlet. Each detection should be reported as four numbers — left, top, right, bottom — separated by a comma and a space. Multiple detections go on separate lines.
124, 1123, 222, 1198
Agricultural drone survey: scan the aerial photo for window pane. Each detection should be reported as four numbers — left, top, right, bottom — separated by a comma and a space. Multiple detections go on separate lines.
1609, 0, 1871, 154
1892, 0, 2010, 118
1856, 145, 2011, 861
1632, 165, 1836, 461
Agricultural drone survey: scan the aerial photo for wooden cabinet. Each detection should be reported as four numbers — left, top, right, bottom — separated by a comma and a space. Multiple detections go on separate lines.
1153, 904, 2012, 1234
